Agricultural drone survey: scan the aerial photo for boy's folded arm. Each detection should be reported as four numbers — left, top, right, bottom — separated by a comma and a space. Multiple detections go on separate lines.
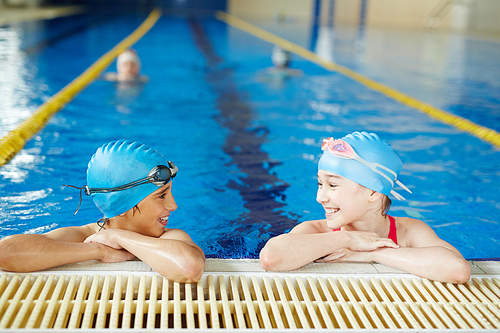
85, 228, 205, 282
0, 231, 115, 272
134, 229, 205, 282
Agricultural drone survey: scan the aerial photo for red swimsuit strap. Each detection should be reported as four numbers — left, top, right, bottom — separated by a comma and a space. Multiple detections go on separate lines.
332, 216, 398, 245
388, 215, 398, 245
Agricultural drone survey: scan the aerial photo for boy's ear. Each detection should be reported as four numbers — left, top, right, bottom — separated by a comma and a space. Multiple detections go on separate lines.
368, 190, 383, 202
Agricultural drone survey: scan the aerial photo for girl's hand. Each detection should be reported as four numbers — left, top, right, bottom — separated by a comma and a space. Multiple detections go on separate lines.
315, 248, 372, 263
315, 249, 347, 262
347, 231, 399, 251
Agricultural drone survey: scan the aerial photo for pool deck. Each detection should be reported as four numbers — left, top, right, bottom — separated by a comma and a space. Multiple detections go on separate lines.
2, 259, 500, 332
10, 258, 496, 278
0, 5, 85, 26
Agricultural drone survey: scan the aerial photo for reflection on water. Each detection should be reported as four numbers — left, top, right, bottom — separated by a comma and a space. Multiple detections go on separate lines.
112, 80, 146, 114
0, 27, 32, 137
0, 147, 43, 183
0, 188, 51, 203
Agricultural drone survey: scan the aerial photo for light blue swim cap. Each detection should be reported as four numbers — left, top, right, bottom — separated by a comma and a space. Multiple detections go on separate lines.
87, 140, 167, 218
318, 131, 410, 199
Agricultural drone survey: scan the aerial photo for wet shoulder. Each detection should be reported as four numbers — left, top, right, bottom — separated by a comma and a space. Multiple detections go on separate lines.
85, 223, 101, 236
291, 219, 330, 234
392, 216, 429, 247
43, 223, 98, 242
160, 228, 193, 242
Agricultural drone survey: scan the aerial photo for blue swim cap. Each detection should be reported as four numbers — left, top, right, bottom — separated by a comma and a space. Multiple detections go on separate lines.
318, 131, 411, 200
87, 140, 167, 218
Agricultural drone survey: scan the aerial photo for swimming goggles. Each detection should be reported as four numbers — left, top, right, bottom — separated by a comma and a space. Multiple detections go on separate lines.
64, 162, 178, 214
322, 138, 411, 200
83, 162, 178, 195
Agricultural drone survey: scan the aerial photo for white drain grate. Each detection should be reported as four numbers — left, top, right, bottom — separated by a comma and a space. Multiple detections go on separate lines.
1, 272, 500, 330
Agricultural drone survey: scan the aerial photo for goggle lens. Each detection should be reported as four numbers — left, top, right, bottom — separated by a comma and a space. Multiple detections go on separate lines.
148, 163, 177, 186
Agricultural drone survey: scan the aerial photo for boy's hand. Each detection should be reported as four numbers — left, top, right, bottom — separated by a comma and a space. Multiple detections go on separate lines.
347, 231, 399, 251
84, 229, 128, 249
99, 245, 135, 263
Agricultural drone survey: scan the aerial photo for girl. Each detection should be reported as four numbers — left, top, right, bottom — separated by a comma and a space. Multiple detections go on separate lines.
260, 131, 470, 283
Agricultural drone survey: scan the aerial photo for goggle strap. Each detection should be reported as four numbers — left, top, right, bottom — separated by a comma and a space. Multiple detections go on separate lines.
368, 162, 412, 198
352, 156, 395, 187
88, 178, 151, 194
391, 189, 406, 201
335, 153, 412, 198
62, 184, 85, 215
372, 162, 412, 194
395, 179, 412, 194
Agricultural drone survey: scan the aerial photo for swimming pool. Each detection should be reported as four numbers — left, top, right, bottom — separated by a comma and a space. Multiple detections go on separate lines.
1, 13, 499, 260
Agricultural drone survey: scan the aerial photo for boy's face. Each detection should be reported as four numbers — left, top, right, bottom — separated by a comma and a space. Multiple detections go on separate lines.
316, 169, 372, 229
122, 183, 177, 237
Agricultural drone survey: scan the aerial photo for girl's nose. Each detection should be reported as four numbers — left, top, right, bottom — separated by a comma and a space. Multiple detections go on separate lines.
316, 187, 329, 204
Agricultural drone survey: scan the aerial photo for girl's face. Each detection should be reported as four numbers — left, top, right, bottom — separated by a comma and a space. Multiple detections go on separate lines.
316, 169, 372, 229
123, 182, 177, 237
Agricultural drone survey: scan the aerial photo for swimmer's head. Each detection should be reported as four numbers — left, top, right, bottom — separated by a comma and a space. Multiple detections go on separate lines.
318, 131, 411, 200
117, 49, 141, 77
271, 46, 291, 68
86, 140, 172, 218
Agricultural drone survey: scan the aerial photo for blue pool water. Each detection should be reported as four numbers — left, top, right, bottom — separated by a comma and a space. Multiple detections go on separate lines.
0, 14, 499, 260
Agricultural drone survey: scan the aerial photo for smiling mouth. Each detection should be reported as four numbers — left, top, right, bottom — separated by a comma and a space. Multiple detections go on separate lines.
325, 208, 339, 216
158, 216, 169, 225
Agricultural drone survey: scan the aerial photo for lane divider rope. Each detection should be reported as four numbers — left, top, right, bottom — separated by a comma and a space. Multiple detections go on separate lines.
215, 11, 500, 149
0, 8, 162, 167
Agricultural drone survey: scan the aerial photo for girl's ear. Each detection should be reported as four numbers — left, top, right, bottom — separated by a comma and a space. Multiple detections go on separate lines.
368, 190, 383, 202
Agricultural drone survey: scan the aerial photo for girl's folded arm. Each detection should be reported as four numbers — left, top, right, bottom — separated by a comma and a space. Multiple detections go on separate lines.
370, 245, 470, 283
259, 220, 350, 271
371, 219, 470, 283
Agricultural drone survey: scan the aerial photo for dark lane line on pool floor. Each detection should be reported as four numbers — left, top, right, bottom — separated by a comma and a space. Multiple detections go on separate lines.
188, 18, 299, 258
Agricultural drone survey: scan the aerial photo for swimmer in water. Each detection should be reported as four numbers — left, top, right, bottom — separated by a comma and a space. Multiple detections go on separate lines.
260, 131, 470, 283
0, 140, 205, 282
104, 49, 149, 112
256, 45, 303, 88
104, 49, 149, 83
